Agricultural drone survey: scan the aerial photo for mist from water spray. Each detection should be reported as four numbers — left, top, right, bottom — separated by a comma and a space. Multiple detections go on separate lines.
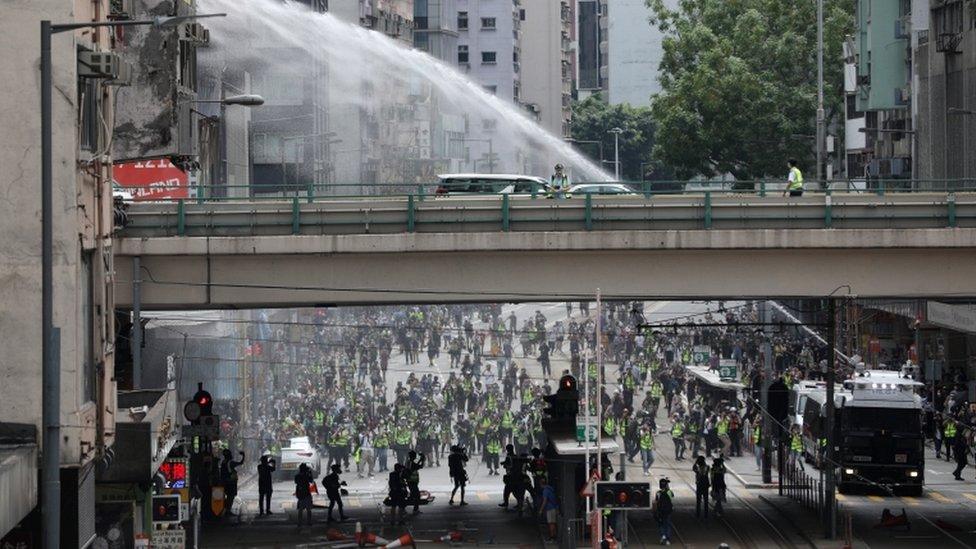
199, 0, 611, 183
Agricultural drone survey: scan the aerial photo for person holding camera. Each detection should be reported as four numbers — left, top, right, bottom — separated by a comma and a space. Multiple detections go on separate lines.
322, 463, 349, 522
407, 450, 426, 514
448, 445, 469, 506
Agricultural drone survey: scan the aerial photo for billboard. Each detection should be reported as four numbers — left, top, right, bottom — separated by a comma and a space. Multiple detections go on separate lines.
113, 159, 188, 201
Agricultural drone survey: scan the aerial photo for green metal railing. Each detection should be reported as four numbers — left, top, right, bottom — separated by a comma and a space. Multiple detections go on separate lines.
116, 178, 976, 205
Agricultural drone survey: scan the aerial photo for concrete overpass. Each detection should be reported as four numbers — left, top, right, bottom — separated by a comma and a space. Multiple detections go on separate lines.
114, 192, 976, 308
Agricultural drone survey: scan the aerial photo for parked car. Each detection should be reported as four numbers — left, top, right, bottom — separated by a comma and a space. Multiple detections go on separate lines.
567, 183, 637, 196
435, 173, 551, 195
278, 436, 320, 479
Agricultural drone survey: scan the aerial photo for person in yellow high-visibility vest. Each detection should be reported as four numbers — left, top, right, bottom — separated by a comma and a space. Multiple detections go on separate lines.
784, 159, 804, 197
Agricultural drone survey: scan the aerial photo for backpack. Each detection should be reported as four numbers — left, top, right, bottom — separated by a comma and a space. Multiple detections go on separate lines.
655, 490, 673, 515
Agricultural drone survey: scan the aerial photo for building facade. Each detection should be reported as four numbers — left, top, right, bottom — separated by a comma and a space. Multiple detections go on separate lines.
1, 0, 121, 544
521, 0, 574, 137
606, 0, 675, 106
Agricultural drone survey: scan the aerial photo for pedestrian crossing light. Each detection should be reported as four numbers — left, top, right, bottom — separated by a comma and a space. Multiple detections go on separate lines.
595, 481, 652, 509
184, 382, 214, 425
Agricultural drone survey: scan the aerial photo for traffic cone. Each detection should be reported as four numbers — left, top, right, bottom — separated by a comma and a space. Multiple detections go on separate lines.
357, 532, 390, 546
327, 527, 349, 541
382, 533, 414, 548
437, 531, 463, 542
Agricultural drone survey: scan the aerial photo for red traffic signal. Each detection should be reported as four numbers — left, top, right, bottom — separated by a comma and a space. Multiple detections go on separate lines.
185, 382, 214, 424
596, 481, 651, 509
559, 374, 577, 392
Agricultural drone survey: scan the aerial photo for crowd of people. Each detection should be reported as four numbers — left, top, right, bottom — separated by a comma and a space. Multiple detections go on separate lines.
190, 298, 970, 546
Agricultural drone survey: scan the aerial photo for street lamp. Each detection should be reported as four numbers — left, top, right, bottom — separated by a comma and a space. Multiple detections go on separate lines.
40, 13, 225, 549
608, 127, 623, 181
191, 94, 265, 106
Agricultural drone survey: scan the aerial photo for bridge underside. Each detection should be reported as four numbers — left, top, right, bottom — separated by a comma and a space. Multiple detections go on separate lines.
113, 228, 976, 308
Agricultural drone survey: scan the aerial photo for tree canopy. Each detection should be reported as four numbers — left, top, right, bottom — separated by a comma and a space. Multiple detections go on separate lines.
569, 94, 668, 182
646, 0, 853, 180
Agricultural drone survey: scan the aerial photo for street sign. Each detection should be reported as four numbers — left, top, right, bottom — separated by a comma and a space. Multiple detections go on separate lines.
152, 527, 186, 549
692, 345, 711, 365
575, 415, 598, 443
719, 359, 738, 381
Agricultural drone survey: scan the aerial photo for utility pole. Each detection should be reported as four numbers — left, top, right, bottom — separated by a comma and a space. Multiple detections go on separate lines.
816, 0, 825, 185
824, 298, 837, 539
761, 300, 773, 484
595, 288, 603, 542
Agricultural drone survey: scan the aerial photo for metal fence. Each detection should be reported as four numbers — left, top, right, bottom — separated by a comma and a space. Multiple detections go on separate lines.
780, 449, 837, 524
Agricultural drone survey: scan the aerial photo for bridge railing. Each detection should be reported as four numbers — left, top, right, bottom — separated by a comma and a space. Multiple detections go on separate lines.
117, 184, 976, 238
116, 178, 976, 204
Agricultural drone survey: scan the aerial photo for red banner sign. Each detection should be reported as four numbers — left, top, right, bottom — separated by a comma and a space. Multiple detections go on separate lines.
113, 159, 189, 201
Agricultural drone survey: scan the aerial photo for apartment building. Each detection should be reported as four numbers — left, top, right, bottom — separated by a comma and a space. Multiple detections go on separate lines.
1, 0, 122, 544
521, 0, 574, 137
607, 0, 675, 106
455, 0, 523, 171
576, 0, 608, 98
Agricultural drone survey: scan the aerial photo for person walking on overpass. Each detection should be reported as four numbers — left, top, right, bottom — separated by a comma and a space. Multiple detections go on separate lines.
783, 159, 804, 197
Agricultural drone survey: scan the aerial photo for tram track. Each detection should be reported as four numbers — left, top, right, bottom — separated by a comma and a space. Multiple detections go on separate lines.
649, 436, 799, 548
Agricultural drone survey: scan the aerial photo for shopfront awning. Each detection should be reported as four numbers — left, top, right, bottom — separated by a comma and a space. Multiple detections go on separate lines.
0, 444, 38, 539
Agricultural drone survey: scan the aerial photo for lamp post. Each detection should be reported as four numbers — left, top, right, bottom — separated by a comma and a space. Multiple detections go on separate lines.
608, 127, 623, 181
40, 13, 224, 548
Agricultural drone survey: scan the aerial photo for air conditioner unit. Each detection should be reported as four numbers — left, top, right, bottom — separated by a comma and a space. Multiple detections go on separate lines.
894, 19, 910, 40
181, 23, 210, 46
895, 86, 910, 106
109, 0, 133, 20
106, 60, 133, 86
78, 51, 121, 79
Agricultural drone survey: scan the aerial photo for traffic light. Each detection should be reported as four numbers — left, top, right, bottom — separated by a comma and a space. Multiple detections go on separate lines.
595, 481, 652, 509
544, 375, 579, 419
184, 382, 214, 425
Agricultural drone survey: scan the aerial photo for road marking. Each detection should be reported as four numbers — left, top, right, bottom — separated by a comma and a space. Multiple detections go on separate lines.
478, 492, 489, 501
835, 493, 847, 501
929, 491, 952, 503
350, 497, 361, 507
962, 493, 976, 503
868, 495, 884, 502
900, 496, 921, 506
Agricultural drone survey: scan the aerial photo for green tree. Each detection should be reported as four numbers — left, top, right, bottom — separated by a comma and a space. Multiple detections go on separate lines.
569, 94, 667, 182
646, 0, 853, 181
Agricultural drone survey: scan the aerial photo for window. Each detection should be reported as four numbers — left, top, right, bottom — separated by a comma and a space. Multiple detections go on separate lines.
78, 77, 100, 152
458, 45, 469, 64
81, 251, 95, 403
520, 9, 525, 20
482, 118, 498, 131
481, 17, 496, 29
481, 51, 497, 64
458, 11, 468, 29
177, 39, 197, 92
845, 93, 863, 120
484, 84, 497, 94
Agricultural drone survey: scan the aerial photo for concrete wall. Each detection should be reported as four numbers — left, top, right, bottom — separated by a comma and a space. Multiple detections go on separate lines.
607, 0, 673, 106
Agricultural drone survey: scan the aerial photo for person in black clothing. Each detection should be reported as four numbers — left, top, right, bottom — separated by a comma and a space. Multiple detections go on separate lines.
498, 444, 517, 508
257, 455, 276, 515
294, 463, 314, 527
406, 450, 426, 514
953, 433, 969, 480
692, 455, 710, 518
710, 457, 727, 516
322, 463, 348, 522
388, 463, 408, 524
220, 449, 245, 517
538, 342, 552, 379
448, 445, 469, 505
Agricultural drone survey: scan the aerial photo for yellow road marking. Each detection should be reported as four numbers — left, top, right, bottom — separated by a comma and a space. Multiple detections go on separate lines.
835, 494, 847, 501
478, 492, 489, 501
350, 497, 361, 507
962, 493, 976, 503
868, 495, 884, 502
899, 496, 920, 506
929, 491, 952, 503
